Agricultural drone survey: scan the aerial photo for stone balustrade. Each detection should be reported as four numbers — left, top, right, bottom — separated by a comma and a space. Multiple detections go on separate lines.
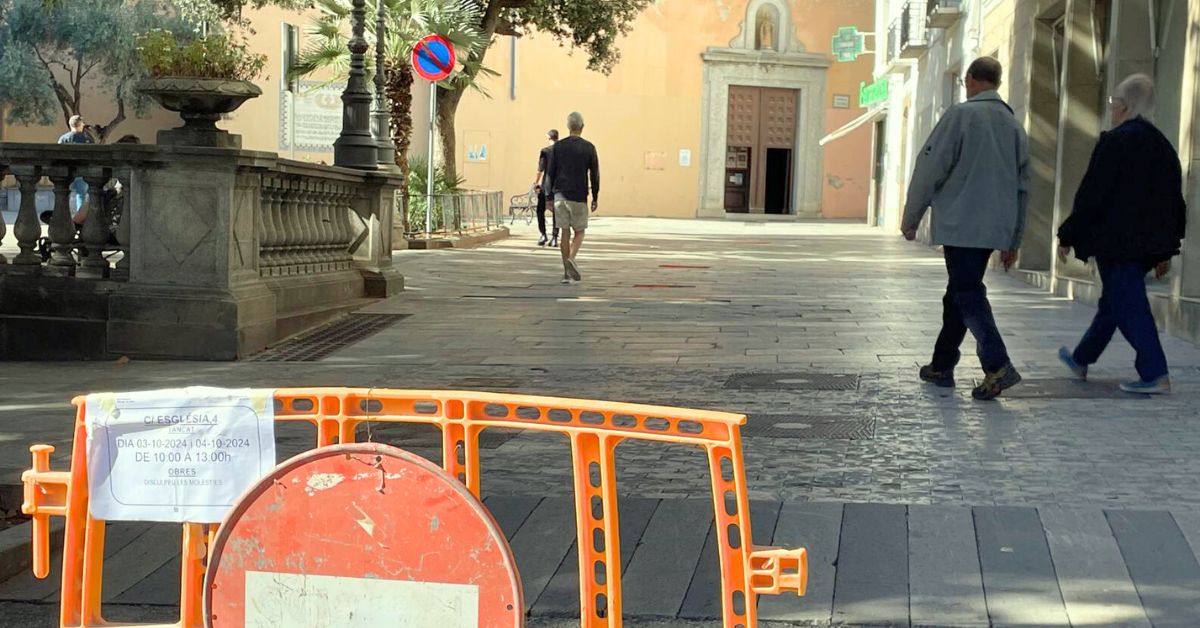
259, 173, 358, 278
0, 145, 152, 282
0, 143, 403, 360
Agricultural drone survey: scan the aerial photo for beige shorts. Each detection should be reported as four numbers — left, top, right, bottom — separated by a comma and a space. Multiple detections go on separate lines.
554, 199, 589, 232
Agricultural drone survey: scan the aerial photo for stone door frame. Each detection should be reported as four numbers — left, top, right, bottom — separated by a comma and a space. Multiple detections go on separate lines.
697, 48, 831, 218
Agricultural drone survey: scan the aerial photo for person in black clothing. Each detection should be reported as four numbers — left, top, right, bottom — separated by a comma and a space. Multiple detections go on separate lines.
547, 112, 599, 284
1056, 74, 1187, 395
531, 129, 559, 247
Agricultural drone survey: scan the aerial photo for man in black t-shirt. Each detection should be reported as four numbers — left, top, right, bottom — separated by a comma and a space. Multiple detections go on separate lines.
531, 129, 559, 247
548, 112, 599, 284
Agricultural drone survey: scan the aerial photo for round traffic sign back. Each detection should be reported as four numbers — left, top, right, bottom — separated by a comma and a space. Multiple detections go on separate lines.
412, 34, 457, 82
204, 443, 521, 627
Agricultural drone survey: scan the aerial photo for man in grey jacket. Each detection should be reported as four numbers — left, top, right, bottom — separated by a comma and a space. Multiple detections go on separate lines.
901, 57, 1031, 400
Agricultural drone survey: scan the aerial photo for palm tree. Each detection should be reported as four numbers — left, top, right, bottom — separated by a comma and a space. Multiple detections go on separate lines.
292, 0, 490, 174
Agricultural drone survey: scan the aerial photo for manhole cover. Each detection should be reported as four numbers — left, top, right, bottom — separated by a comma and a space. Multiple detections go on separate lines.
971, 378, 1140, 399
742, 415, 874, 439
725, 372, 860, 391
250, 314, 410, 362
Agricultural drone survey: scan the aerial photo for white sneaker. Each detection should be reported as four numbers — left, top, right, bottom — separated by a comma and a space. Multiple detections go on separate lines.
565, 258, 582, 281
560, 276, 570, 284
1120, 376, 1171, 395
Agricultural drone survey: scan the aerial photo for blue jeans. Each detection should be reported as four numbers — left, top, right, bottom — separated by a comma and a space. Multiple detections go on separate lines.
931, 246, 1012, 373
71, 177, 88, 211
1072, 260, 1169, 381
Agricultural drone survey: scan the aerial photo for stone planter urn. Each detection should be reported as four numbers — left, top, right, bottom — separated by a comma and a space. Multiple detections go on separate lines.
138, 77, 262, 149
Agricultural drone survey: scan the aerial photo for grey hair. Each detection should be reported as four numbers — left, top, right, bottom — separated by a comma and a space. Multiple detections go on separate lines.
567, 112, 585, 133
69, 114, 84, 128
1115, 74, 1155, 119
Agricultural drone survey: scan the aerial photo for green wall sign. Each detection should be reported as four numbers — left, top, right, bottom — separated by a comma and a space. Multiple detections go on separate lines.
832, 27, 864, 62
859, 78, 889, 108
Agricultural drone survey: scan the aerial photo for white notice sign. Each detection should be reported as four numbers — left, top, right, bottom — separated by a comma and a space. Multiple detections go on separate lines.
86, 387, 276, 523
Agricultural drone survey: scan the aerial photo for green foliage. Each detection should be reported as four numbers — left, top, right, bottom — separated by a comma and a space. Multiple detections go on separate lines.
292, 0, 491, 172
0, 0, 186, 140
430, 0, 651, 181
137, 29, 266, 80
406, 152, 465, 232
175, 0, 313, 23
506, 0, 654, 74
292, 0, 488, 88
408, 153, 465, 196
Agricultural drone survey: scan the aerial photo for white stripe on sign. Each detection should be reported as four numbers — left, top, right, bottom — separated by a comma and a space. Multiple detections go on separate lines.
244, 571, 479, 627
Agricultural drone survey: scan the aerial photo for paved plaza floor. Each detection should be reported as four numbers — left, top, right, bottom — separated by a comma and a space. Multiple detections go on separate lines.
3, 217, 1200, 625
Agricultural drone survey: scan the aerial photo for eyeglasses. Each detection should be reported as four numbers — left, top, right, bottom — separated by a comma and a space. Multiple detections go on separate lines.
1108, 96, 1126, 108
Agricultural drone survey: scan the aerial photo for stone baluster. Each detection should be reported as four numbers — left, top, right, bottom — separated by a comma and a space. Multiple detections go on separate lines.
314, 182, 334, 269
336, 184, 356, 265
78, 168, 113, 279
314, 181, 331, 269
326, 183, 344, 267
290, 179, 308, 271
325, 183, 342, 267
260, 176, 281, 274
280, 179, 303, 274
113, 170, 132, 280
256, 178, 272, 274
45, 169, 77, 275
299, 179, 320, 269
271, 178, 290, 274
11, 167, 43, 271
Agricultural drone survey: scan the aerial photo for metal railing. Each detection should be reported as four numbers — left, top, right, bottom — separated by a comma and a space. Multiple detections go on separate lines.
927, 0, 962, 15
900, 2, 930, 55
927, 0, 964, 27
402, 189, 504, 238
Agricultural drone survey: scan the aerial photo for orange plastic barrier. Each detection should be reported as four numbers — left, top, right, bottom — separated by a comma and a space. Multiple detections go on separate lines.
23, 389, 808, 627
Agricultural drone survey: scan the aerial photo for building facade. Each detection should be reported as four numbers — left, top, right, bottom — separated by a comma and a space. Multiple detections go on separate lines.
872, 0, 1200, 340
2, 1, 877, 221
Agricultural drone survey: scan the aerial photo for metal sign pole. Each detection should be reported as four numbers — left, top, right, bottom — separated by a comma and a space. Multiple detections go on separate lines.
426, 81, 437, 236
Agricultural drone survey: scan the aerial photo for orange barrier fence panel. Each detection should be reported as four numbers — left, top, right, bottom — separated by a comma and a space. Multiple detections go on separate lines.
22, 388, 808, 628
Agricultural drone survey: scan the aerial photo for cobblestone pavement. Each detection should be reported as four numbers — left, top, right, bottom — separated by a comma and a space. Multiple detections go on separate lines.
4, 218, 1200, 510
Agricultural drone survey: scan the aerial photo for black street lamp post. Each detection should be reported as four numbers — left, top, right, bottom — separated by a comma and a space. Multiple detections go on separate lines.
333, 0, 380, 170
372, 0, 397, 168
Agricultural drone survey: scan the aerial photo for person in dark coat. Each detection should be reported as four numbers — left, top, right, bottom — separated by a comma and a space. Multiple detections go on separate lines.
531, 129, 559, 247
1057, 74, 1187, 395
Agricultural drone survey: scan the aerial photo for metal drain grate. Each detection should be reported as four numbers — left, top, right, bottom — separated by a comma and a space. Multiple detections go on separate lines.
742, 414, 875, 440
724, 372, 860, 391
971, 378, 1139, 400
250, 314, 410, 362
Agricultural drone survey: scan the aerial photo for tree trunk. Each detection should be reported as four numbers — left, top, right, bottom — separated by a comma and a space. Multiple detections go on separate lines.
436, 85, 464, 183
385, 62, 414, 176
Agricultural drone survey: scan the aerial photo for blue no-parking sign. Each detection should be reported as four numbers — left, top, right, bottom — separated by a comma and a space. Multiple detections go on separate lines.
411, 35, 457, 82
